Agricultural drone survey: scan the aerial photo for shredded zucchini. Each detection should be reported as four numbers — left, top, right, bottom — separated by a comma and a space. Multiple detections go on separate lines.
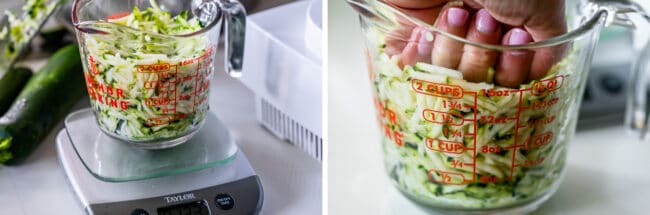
366, 26, 578, 209
80, 4, 215, 142
0, 0, 59, 72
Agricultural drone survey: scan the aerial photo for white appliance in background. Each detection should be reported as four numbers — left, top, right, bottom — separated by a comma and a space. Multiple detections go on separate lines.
240, 0, 323, 161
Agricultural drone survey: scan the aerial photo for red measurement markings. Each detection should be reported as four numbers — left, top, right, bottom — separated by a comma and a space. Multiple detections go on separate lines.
374, 98, 398, 125
442, 100, 463, 110
374, 98, 403, 146
160, 80, 174, 88
195, 48, 215, 107
134, 62, 180, 116
147, 78, 175, 90
443, 127, 463, 138
524, 115, 556, 128
479, 88, 512, 97
144, 81, 157, 89
161, 108, 176, 114
517, 157, 546, 168
532, 75, 564, 96
197, 80, 211, 94
428, 170, 466, 185
520, 132, 553, 149
184, 47, 216, 112
137, 63, 171, 73
449, 159, 474, 168
179, 94, 192, 100
180, 58, 199, 66
145, 97, 172, 106
83, 69, 92, 85
471, 92, 478, 181
411, 79, 463, 99
426, 138, 465, 154
480, 145, 502, 153
157, 73, 175, 79
531, 132, 553, 147
84, 58, 130, 110
176, 113, 188, 120
180, 75, 195, 82
510, 90, 525, 179
204, 46, 215, 56
422, 109, 463, 126
479, 115, 510, 124
382, 123, 403, 146
91, 94, 129, 110
158, 90, 171, 97
479, 175, 499, 183
146, 116, 172, 126
191, 58, 201, 112
531, 97, 559, 110
86, 81, 126, 99
178, 74, 197, 102
88, 56, 100, 75
171, 62, 180, 121
180, 46, 215, 65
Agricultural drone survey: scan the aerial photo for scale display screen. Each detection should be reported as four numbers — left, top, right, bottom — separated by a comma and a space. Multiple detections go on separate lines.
157, 200, 210, 215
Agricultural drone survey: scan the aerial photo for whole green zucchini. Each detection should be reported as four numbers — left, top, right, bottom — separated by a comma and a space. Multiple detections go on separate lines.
0, 45, 85, 164
0, 67, 32, 115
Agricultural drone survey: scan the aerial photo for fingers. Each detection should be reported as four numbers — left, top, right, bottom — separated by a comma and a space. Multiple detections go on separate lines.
382, 3, 566, 86
431, 7, 469, 68
529, 45, 567, 81
477, 0, 566, 41
393, 7, 442, 24
473, 0, 568, 81
495, 28, 533, 88
458, 9, 501, 82
385, 0, 446, 9
388, 1, 443, 24
526, 11, 567, 81
400, 27, 434, 67
461, 0, 483, 9
383, 2, 442, 57
385, 26, 415, 57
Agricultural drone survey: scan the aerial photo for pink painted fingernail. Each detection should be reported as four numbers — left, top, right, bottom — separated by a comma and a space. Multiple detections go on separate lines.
476, 9, 498, 33
409, 27, 421, 42
509, 28, 532, 45
447, 8, 469, 28
417, 28, 433, 55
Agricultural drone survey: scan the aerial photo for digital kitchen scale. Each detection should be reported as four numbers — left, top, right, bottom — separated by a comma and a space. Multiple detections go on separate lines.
56, 109, 263, 215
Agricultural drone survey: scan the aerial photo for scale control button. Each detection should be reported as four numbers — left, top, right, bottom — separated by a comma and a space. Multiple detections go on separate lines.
131, 208, 149, 215
215, 193, 235, 210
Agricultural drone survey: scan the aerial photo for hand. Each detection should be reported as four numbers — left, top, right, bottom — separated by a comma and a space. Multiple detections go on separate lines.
384, 0, 567, 88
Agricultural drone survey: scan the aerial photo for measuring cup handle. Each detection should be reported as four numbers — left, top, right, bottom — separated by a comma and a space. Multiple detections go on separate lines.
218, 0, 247, 78
609, 2, 650, 139
626, 24, 650, 139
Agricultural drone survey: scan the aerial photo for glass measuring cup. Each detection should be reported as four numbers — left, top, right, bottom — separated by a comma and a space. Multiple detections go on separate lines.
347, 0, 650, 213
72, 0, 245, 149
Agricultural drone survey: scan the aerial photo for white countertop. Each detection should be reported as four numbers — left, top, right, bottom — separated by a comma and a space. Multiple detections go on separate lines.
328, 1, 650, 214
0, 48, 321, 214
